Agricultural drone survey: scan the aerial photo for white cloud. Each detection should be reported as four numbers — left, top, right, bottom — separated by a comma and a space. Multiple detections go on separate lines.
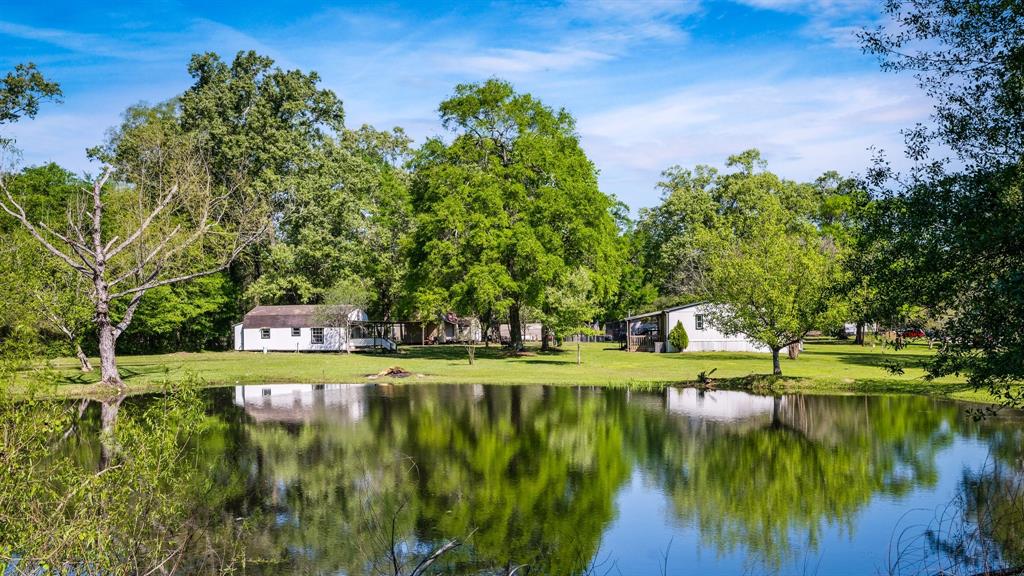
0, 20, 138, 59
2, 111, 108, 175
560, 0, 701, 42
578, 73, 930, 206
730, 0, 878, 49
437, 47, 612, 75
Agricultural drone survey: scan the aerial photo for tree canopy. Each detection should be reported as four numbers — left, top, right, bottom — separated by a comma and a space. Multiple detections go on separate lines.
860, 0, 1024, 406
406, 79, 620, 348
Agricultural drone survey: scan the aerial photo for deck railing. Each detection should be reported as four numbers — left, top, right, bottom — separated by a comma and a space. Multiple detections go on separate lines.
627, 334, 656, 352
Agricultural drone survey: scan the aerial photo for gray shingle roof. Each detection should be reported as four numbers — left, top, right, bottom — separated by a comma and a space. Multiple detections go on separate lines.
242, 305, 359, 329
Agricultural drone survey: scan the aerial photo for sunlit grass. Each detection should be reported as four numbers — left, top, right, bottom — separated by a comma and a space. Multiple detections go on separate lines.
22, 337, 1006, 404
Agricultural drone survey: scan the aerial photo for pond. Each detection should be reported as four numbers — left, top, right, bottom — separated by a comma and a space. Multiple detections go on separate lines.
74, 385, 1024, 575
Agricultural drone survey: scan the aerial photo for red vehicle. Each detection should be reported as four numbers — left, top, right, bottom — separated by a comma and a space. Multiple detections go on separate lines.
899, 328, 926, 339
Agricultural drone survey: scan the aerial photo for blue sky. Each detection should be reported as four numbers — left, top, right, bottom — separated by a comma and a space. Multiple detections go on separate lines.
0, 0, 929, 209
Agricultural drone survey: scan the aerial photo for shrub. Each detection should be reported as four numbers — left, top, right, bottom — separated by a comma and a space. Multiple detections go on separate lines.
669, 320, 689, 352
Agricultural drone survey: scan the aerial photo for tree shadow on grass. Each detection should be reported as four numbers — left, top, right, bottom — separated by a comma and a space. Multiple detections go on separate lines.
397, 346, 505, 362
43, 362, 181, 387
821, 349, 929, 369
396, 345, 570, 362
513, 357, 578, 366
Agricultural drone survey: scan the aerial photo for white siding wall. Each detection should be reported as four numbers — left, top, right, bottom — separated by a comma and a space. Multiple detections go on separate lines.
666, 388, 778, 422
664, 306, 770, 353
241, 326, 349, 352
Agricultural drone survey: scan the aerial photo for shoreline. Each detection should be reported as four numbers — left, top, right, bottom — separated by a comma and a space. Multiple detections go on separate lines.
8, 341, 1011, 406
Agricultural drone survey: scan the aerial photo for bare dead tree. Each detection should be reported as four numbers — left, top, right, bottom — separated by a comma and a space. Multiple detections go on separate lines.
0, 138, 268, 387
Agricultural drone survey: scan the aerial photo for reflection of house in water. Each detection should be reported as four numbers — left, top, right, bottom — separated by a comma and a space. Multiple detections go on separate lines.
665, 387, 780, 423
233, 384, 370, 424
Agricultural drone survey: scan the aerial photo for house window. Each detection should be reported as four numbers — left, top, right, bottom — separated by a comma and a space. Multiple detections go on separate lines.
311, 327, 324, 344
695, 314, 705, 331
291, 327, 301, 337
261, 388, 271, 397
260, 328, 271, 339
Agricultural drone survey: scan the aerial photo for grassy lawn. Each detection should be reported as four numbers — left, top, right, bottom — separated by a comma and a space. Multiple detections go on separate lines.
21, 338, 1003, 403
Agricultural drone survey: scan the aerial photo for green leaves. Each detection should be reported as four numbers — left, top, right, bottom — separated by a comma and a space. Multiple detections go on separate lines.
544, 267, 599, 339
641, 151, 848, 373
0, 63, 61, 129
861, 1, 1024, 406
669, 320, 689, 351
408, 79, 619, 339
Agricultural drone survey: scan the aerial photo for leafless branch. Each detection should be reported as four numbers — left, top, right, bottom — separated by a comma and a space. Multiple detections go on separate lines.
106, 184, 177, 260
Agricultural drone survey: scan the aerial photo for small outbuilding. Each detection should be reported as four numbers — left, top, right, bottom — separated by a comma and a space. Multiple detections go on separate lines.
233, 305, 388, 352
624, 303, 769, 353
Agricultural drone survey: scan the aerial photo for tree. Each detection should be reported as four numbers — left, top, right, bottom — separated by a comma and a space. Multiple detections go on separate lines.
596, 197, 657, 334
691, 152, 847, 375
668, 320, 689, 352
0, 164, 93, 367
544, 267, 600, 365
860, 0, 1024, 407
245, 125, 413, 319
635, 164, 721, 302
407, 79, 619, 350
167, 50, 346, 301
700, 223, 845, 375
0, 63, 61, 140
811, 172, 877, 345
0, 121, 267, 387
25, 244, 94, 371
317, 277, 371, 353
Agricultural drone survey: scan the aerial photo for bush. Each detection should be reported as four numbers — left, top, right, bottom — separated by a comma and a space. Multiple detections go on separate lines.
669, 320, 688, 352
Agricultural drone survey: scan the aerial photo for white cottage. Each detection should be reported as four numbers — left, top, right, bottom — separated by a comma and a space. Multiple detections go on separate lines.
624, 303, 769, 353
233, 384, 369, 423
233, 305, 384, 352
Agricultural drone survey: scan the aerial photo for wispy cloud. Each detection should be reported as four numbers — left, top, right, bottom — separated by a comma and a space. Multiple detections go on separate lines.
0, 20, 138, 59
437, 47, 613, 75
1, 0, 925, 209
559, 0, 701, 43
732, 0, 877, 48
578, 73, 928, 201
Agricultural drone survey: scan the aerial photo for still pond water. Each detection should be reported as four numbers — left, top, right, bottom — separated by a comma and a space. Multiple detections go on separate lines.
119, 385, 1024, 575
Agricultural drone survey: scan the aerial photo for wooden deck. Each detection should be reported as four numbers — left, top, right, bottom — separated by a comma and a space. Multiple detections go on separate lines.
626, 334, 657, 352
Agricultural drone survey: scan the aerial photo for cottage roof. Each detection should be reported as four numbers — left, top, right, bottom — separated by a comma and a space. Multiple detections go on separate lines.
242, 305, 360, 329
624, 302, 706, 321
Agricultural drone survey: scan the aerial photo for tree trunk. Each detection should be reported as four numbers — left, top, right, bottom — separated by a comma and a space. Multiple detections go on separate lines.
772, 395, 782, 427
541, 324, 550, 352
97, 317, 122, 387
854, 321, 865, 345
99, 396, 124, 470
509, 304, 523, 350
75, 343, 93, 372
577, 337, 581, 365
787, 341, 801, 360
771, 347, 782, 375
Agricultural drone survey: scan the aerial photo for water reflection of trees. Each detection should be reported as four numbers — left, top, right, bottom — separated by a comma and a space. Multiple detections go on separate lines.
222, 385, 631, 574
1, 382, 248, 575
199, 386, 1022, 575
890, 424, 1024, 576
630, 393, 958, 570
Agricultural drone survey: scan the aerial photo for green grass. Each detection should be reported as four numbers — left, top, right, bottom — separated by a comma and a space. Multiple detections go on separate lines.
21, 338, 1006, 404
